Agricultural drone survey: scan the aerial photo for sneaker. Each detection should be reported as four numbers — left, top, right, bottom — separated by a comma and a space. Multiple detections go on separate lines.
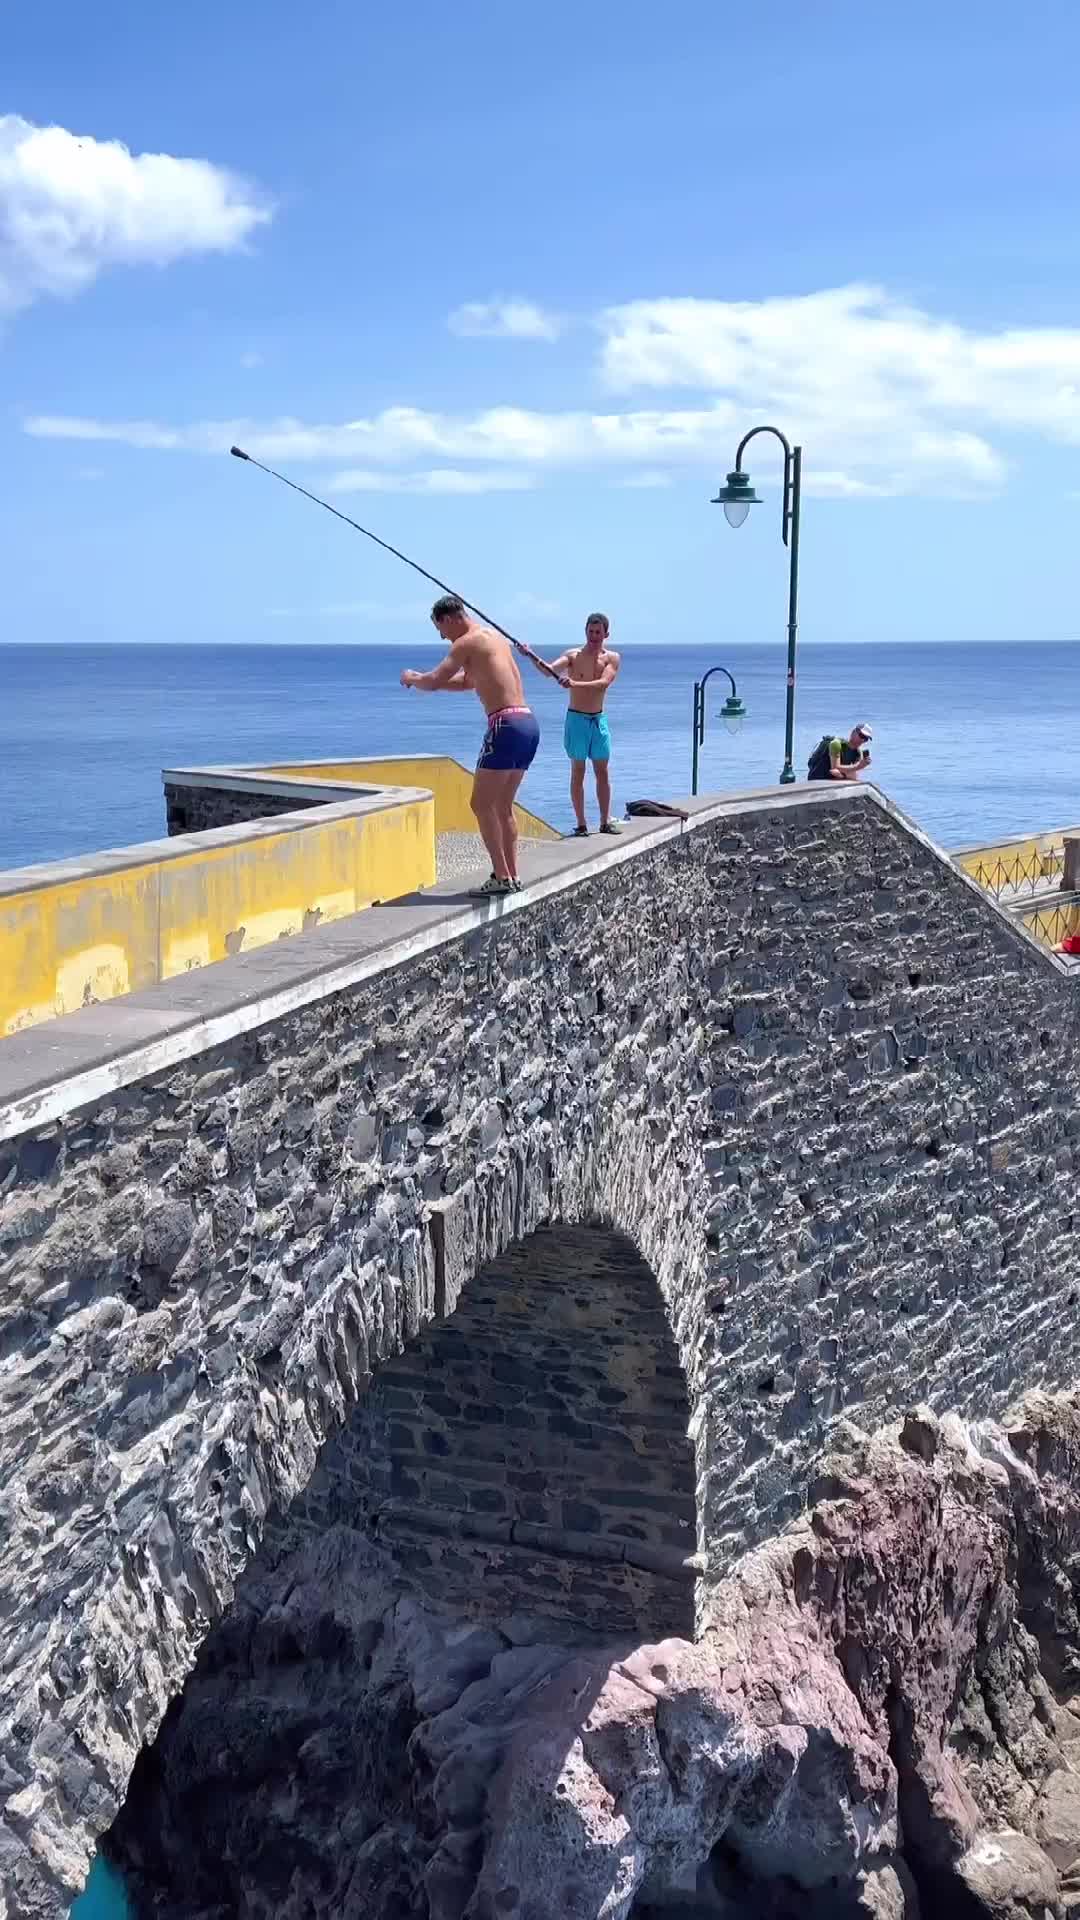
599, 820, 622, 835
469, 875, 514, 899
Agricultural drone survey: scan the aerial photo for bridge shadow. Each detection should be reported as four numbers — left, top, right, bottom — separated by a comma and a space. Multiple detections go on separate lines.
104, 1224, 700, 1915
283, 1220, 699, 1641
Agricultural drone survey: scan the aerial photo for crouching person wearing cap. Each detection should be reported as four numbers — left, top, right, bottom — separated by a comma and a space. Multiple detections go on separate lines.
807, 723, 873, 782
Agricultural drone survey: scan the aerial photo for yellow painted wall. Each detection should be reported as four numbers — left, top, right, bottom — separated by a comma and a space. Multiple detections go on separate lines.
262, 756, 559, 840
0, 866, 161, 1035
0, 795, 434, 1037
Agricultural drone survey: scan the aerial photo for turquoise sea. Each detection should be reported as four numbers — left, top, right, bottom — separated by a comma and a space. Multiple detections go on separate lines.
71, 1857, 130, 1918
2, 640, 1079, 876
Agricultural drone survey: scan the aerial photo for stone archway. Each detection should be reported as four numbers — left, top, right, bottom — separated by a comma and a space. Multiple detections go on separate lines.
269, 1221, 698, 1641
101, 1221, 698, 1916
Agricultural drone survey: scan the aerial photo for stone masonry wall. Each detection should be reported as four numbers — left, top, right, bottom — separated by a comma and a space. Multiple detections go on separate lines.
164, 781, 323, 835
267, 1224, 698, 1639
0, 827, 708, 1919
2, 788, 1080, 1914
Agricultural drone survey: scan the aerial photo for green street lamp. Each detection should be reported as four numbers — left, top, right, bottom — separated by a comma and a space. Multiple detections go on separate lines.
712, 425, 802, 785
691, 666, 746, 796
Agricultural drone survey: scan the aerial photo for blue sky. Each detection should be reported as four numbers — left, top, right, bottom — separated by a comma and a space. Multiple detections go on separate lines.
3, 0, 1080, 647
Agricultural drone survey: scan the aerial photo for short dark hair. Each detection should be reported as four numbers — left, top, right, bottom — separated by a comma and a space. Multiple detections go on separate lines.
431, 594, 466, 623
586, 611, 609, 634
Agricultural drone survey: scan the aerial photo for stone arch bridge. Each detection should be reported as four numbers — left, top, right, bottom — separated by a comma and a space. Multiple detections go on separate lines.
1, 782, 1079, 1915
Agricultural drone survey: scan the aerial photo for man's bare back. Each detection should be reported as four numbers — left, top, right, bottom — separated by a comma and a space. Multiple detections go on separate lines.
448, 623, 528, 716
399, 594, 541, 895
401, 618, 526, 715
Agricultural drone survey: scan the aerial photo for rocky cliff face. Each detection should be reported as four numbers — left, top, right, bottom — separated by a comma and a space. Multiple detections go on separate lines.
104, 1387, 1080, 1919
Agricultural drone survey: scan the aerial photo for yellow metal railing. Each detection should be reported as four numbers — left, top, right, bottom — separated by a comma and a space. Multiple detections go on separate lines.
1018, 897, 1080, 952
954, 831, 1071, 900
955, 826, 1080, 954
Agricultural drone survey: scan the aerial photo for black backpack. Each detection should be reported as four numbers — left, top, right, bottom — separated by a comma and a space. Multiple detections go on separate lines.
807, 736, 834, 781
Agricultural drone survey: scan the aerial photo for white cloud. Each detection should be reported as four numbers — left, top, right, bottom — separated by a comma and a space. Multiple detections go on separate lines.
598, 286, 1080, 490
0, 114, 271, 315
326, 467, 536, 495
25, 285, 1080, 498
802, 470, 891, 499
24, 403, 738, 466
448, 297, 563, 342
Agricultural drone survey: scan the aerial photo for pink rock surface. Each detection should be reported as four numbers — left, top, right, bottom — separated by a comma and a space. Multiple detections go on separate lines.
110, 1389, 1080, 1918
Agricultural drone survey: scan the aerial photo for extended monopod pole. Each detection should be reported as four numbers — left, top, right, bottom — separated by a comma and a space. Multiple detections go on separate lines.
229, 446, 564, 686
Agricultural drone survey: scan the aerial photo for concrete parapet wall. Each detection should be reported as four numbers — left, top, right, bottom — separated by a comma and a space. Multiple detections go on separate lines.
0, 787, 435, 1038
165, 753, 558, 842
261, 755, 559, 839
1, 783, 1079, 1914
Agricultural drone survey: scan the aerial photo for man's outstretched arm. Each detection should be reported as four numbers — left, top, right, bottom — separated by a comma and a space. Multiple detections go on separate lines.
401, 642, 471, 692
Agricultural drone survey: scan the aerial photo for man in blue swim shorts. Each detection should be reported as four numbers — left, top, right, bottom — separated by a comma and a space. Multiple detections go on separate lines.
548, 612, 622, 835
401, 596, 541, 897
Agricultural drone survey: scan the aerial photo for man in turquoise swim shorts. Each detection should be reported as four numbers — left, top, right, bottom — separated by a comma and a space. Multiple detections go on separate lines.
548, 612, 622, 835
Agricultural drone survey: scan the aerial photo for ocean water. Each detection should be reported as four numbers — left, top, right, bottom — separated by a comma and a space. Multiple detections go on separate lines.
2, 639, 1078, 874
9, 636, 1079, 1919
70, 1855, 130, 1918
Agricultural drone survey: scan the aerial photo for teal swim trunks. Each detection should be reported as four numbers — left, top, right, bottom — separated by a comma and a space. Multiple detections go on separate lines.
564, 709, 611, 763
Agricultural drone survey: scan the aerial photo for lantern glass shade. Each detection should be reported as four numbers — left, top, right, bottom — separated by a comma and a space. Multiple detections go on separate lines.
711, 469, 760, 529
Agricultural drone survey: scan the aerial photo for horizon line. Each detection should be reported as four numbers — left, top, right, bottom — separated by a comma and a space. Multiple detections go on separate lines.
1, 636, 1079, 652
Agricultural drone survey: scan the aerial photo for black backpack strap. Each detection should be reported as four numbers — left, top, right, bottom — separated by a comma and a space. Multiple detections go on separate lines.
807, 736, 832, 778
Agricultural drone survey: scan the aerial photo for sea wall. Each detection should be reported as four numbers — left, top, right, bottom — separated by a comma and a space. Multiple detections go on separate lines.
1, 782, 1079, 1914
164, 753, 558, 841
0, 786, 434, 1037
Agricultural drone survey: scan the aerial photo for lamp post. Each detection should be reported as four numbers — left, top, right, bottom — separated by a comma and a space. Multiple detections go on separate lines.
691, 666, 746, 796
711, 426, 802, 785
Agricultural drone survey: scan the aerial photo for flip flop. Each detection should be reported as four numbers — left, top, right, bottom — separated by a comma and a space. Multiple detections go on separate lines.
572, 824, 589, 837
599, 821, 622, 835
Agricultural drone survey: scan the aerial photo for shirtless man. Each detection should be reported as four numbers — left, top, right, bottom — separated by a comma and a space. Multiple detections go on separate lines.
401, 595, 540, 897
548, 612, 622, 835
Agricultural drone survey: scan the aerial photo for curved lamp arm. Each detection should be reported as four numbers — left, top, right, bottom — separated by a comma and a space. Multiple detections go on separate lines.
734, 423, 796, 548
699, 664, 738, 703
694, 665, 742, 746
